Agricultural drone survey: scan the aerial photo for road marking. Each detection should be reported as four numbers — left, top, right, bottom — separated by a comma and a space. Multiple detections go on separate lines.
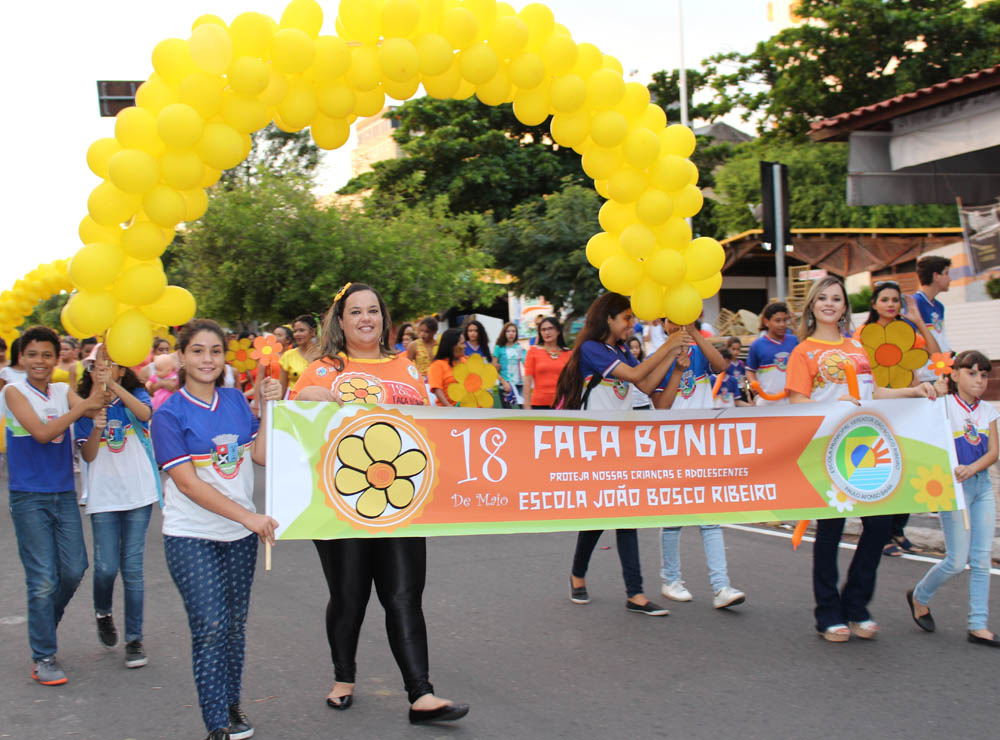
723, 523, 1000, 576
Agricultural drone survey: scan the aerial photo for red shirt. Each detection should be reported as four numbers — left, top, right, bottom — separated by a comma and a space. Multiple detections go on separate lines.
524, 346, 570, 406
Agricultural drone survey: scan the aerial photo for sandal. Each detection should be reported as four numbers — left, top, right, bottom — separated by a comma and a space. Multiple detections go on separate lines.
882, 544, 903, 557
892, 535, 917, 553
848, 620, 879, 639
820, 624, 851, 642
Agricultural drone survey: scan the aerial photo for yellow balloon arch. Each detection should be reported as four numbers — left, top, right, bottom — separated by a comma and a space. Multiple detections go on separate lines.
0, 0, 724, 365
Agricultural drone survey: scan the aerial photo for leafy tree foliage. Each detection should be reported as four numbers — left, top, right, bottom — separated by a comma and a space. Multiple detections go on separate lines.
219, 124, 321, 189
647, 69, 719, 124
21, 293, 70, 334
704, 0, 1000, 137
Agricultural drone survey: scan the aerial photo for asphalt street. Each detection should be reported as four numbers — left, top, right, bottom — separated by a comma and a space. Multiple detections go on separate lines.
1, 469, 997, 740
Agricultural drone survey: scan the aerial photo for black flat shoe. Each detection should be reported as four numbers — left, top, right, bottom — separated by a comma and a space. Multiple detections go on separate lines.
967, 631, 1000, 647
408, 702, 470, 724
326, 694, 353, 710
906, 589, 935, 632
570, 578, 590, 604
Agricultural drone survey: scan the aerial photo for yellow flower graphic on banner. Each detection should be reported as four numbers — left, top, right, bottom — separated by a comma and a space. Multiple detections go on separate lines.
859, 320, 928, 388
825, 487, 856, 514
911, 464, 955, 512
338, 375, 384, 404
447, 355, 498, 407
334, 422, 428, 519
226, 337, 257, 373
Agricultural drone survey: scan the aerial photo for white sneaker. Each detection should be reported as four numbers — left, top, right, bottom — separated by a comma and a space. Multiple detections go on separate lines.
661, 581, 693, 602
713, 586, 746, 609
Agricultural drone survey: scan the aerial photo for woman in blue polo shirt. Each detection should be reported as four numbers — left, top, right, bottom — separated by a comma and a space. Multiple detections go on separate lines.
152, 319, 282, 740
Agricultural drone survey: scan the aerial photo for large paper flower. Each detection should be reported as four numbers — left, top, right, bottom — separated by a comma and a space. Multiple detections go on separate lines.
825, 487, 855, 514
333, 422, 428, 518
910, 464, 955, 513
447, 354, 499, 407
226, 337, 257, 373
858, 320, 928, 388
250, 335, 282, 372
928, 352, 954, 377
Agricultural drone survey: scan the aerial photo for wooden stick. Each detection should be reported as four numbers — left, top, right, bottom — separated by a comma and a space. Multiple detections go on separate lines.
265, 541, 271, 571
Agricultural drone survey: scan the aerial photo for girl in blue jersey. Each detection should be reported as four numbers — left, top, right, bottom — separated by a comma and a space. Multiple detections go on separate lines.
151, 319, 282, 740
746, 302, 798, 405
908, 350, 999, 646
555, 293, 687, 616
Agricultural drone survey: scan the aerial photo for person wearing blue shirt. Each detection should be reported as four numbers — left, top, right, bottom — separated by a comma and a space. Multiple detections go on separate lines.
746, 302, 799, 405
911, 255, 951, 383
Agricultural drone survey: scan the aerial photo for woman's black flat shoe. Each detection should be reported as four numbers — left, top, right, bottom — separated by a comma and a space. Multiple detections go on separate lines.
967, 631, 1000, 647
408, 702, 470, 724
906, 589, 935, 632
326, 694, 353, 710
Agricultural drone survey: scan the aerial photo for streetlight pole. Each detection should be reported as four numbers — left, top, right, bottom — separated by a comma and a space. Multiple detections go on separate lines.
677, 0, 689, 128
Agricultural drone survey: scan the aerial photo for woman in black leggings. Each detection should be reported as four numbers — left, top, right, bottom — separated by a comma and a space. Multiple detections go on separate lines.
291, 283, 468, 724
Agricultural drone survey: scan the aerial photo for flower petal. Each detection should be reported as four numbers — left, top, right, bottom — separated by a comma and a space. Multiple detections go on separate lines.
859, 323, 886, 352
363, 422, 402, 462
473, 389, 495, 407
447, 382, 466, 403
337, 435, 373, 470
872, 364, 890, 388
393, 449, 427, 477
386, 478, 414, 509
887, 364, 912, 388
453, 361, 470, 383
335, 466, 369, 495
480, 364, 499, 386
356, 488, 388, 518
899, 348, 929, 371
884, 320, 915, 350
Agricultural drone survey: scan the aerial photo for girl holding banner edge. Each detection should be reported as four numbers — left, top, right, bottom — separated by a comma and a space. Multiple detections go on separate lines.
785, 277, 936, 643
555, 292, 688, 616
290, 283, 469, 725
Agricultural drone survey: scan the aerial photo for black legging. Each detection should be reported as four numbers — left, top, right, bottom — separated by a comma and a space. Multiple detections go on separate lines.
313, 537, 433, 703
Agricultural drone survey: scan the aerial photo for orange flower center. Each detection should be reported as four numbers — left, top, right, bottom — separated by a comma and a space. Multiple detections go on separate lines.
874, 343, 902, 366
926, 480, 943, 498
366, 462, 396, 489
464, 374, 483, 392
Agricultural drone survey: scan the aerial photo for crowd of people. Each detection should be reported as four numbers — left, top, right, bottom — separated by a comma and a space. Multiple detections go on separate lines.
1, 255, 997, 740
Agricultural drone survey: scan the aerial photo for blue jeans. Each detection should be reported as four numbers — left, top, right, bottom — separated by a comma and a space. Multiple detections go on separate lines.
914, 470, 995, 631
165, 534, 257, 733
572, 530, 643, 597
91, 505, 153, 643
660, 525, 731, 593
9, 491, 88, 660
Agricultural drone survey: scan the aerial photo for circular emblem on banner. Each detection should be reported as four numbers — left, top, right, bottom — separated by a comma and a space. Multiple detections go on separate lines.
825, 414, 902, 502
316, 408, 437, 531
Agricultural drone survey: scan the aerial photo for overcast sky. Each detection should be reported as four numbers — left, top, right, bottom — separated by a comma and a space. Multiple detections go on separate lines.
0, 1, 773, 288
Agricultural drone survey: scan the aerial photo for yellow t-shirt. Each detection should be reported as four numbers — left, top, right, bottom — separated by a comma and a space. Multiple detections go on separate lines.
51, 361, 82, 389
279, 347, 312, 388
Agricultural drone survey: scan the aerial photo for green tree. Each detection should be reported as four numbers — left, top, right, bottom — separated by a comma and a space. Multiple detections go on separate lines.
219, 124, 321, 189
21, 293, 70, 333
647, 69, 719, 124
705, 0, 1000, 137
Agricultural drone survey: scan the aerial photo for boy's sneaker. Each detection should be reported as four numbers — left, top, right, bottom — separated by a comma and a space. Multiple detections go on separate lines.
229, 703, 254, 739
124, 640, 148, 668
32, 656, 67, 686
96, 613, 118, 647
661, 580, 693, 602
713, 586, 746, 609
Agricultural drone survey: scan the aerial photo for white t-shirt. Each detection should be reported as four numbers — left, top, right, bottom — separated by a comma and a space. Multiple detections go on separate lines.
947, 394, 1000, 467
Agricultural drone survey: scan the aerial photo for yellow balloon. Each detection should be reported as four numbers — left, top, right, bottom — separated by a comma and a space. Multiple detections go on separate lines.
317, 79, 357, 118
87, 138, 123, 179
157, 103, 204, 149
200, 166, 223, 188
586, 68, 625, 110
655, 218, 692, 250
422, 61, 462, 99
281, 0, 324, 37
649, 154, 692, 193
465, 0, 498, 39
181, 188, 209, 222
607, 167, 646, 203
620, 223, 656, 260
415, 33, 454, 76
380, 38, 421, 82
121, 221, 172, 260
354, 87, 386, 116
645, 247, 686, 287
585, 232, 622, 268
661, 123, 697, 157
79, 216, 122, 246
549, 74, 586, 114
88, 181, 142, 227
690, 272, 722, 300
228, 56, 271, 95
139, 286, 196, 326
453, 79, 476, 101
617, 81, 651, 121
572, 42, 602, 78
135, 75, 177, 115
189, 22, 233, 75
67, 290, 118, 336
662, 283, 703, 326
271, 28, 316, 74
339, 0, 382, 44
113, 262, 168, 306
599, 254, 643, 295
178, 72, 226, 119
542, 34, 577, 77
673, 184, 704, 219
635, 188, 674, 227
518, 2, 554, 48
230, 12, 274, 57
684, 237, 725, 282
490, 15, 528, 58
346, 45, 382, 91
509, 51, 545, 89
441, 7, 479, 49
143, 185, 186, 229
108, 149, 160, 194
307, 36, 352, 82
639, 104, 667, 131
589, 111, 628, 148
151, 38, 196, 86
382, 0, 421, 38
549, 110, 589, 147
115, 107, 162, 155
105, 309, 155, 367
222, 91, 270, 133
475, 67, 511, 106
623, 128, 661, 169
602, 54, 624, 74
60, 303, 88, 340
197, 122, 245, 170
69, 243, 125, 291
581, 145, 623, 181
512, 86, 549, 126
159, 149, 205, 190
597, 199, 635, 234
192, 14, 227, 30
384, 75, 421, 101
631, 278, 664, 321
259, 67, 290, 106
593, 178, 611, 199
459, 43, 500, 85
311, 113, 351, 150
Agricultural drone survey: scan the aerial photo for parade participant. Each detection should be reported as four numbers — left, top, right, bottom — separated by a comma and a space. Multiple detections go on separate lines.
908, 350, 999, 647
406, 316, 439, 379
785, 277, 936, 643
4, 326, 104, 686
462, 319, 492, 363
627, 336, 652, 410
291, 282, 469, 724
75, 345, 159, 669
427, 329, 465, 407
139, 337, 175, 384
555, 292, 685, 616
394, 323, 416, 352
523, 317, 570, 409
493, 322, 526, 408
51, 337, 83, 388
0, 337, 26, 391
746, 302, 797, 405
912, 255, 952, 382
274, 325, 294, 353
653, 324, 746, 610
278, 314, 318, 397
151, 319, 281, 740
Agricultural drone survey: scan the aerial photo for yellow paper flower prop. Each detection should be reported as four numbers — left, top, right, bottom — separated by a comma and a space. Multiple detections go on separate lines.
858, 320, 928, 388
226, 337, 257, 373
334, 422, 428, 519
447, 354, 499, 408
338, 375, 384, 404
911, 464, 955, 513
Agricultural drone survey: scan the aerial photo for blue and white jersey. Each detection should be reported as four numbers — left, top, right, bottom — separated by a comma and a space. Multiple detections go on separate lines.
912, 291, 949, 381
152, 386, 259, 541
747, 333, 798, 405
712, 372, 741, 408
580, 340, 636, 410
75, 389, 159, 515
947, 394, 999, 467
657, 345, 712, 409
4, 381, 74, 493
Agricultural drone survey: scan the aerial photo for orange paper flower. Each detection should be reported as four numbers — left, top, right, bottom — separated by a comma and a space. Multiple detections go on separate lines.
928, 352, 954, 377
226, 338, 257, 373
250, 335, 282, 368
447, 354, 499, 408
